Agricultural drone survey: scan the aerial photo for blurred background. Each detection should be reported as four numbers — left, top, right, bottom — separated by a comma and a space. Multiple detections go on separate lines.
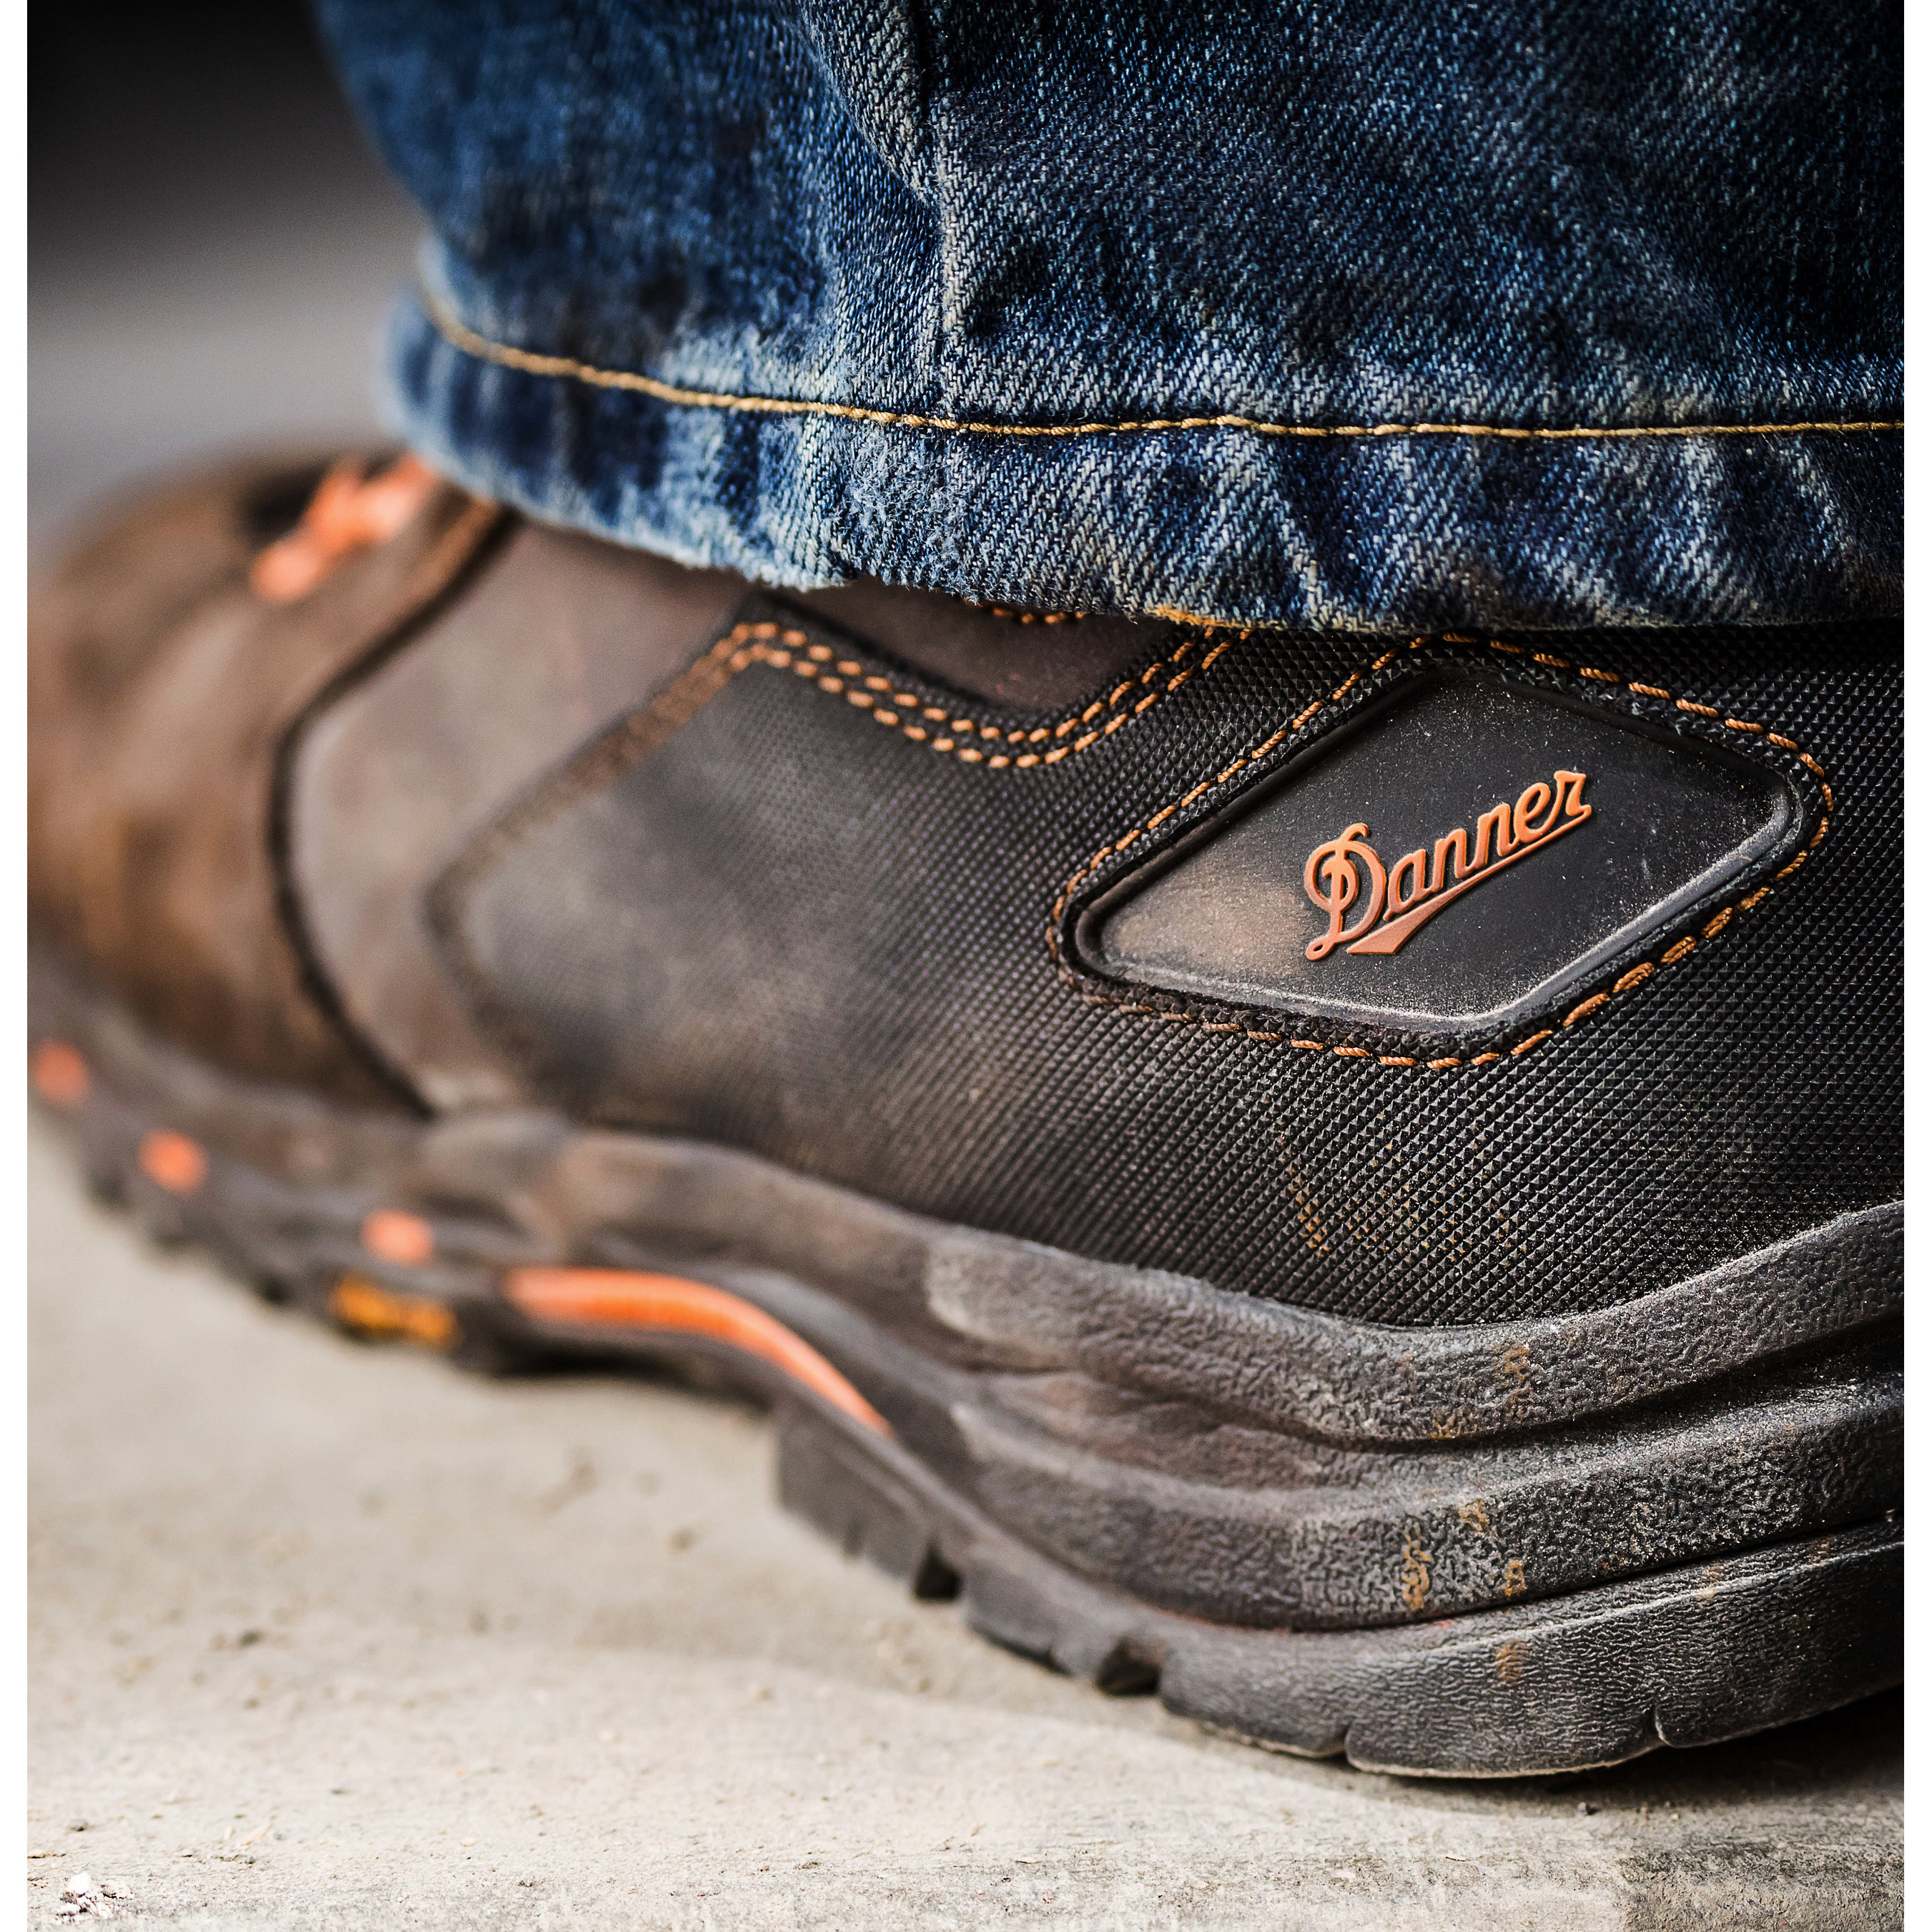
31, 0, 420, 543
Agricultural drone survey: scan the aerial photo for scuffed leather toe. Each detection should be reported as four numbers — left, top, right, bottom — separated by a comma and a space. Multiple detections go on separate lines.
29, 450, 504, 1105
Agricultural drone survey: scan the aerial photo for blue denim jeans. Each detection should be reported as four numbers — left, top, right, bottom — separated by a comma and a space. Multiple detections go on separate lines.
314, 1, 1900, 632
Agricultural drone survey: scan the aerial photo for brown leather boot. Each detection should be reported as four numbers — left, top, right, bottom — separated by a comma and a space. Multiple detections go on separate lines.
29, 451, 1901, 1776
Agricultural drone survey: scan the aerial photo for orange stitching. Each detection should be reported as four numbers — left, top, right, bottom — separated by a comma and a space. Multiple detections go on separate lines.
965, 603, 1091, 625
1048, 634, 1832, 1070
689, 613, 1242, 774
423, 294, 1903, 443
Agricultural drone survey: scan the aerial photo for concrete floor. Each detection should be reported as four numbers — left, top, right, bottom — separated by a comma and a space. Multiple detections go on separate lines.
26, 1126, 1903, 1928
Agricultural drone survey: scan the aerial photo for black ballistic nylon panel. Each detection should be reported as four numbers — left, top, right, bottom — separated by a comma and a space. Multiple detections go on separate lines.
440, 610, 1900, 1328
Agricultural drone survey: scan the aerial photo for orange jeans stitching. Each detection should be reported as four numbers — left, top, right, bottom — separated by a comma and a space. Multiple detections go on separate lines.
423, 292, 1903, 446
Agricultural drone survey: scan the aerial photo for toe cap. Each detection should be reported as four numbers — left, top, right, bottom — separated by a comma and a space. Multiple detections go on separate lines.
30, 448, 503, 1105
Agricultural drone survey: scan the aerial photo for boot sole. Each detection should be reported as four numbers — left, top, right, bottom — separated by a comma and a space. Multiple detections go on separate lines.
29, 950, 1902, 1778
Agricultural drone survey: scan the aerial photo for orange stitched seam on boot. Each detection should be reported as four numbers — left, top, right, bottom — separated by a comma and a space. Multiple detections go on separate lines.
250, 451, 441, 603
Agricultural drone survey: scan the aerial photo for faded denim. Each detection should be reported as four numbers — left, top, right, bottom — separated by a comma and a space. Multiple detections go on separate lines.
315, 1, 1901, 631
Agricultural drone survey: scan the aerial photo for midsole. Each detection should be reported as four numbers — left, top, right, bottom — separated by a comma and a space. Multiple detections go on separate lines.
30, 948, 1903, 1634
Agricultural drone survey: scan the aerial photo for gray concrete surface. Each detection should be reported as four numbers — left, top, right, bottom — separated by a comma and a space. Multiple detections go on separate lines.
27, 1125, 1903, 1928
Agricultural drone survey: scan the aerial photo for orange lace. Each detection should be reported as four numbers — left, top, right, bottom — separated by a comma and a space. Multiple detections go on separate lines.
249, 450, 440, 603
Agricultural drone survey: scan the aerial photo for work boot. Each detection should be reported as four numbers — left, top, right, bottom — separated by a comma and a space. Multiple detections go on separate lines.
29, 451, 1901, 1776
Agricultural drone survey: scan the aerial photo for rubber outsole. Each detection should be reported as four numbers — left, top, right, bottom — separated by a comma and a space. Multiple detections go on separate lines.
775, 1406, 1901, 1778
28, 956, 1904, 1778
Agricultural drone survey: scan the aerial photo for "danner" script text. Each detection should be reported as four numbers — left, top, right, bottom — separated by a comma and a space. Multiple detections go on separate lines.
1303, 769, 1592, 960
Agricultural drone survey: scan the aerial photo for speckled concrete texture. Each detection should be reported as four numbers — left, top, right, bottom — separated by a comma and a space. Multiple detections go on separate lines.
27, 1125, 1901, 1928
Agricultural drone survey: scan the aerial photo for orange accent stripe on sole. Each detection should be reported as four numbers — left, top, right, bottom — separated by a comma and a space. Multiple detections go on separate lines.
138, 1130, 207, 1196
505, 1267, 889, 1437
330, 1276, 458, 1349
30, 1040, 90, 1108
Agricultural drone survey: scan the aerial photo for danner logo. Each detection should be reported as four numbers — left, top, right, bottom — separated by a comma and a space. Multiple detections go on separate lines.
1303, 769, 1592, 960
